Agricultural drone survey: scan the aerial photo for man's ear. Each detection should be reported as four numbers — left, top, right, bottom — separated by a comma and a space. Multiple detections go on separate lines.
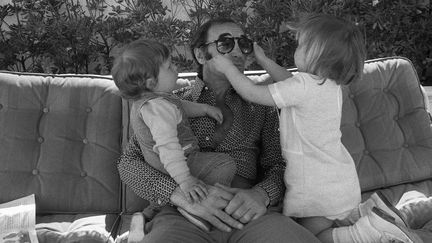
145, 78, 157, 90
194, 48, 206, 64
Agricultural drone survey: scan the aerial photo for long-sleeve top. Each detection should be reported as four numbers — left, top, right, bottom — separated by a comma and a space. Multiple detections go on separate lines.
118, 77, 285, 206
133, 96, 196, 185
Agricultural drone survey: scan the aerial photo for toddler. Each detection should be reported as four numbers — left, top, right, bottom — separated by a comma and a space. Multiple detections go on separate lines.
211, 14, 414, 243
112, 39, 236, 231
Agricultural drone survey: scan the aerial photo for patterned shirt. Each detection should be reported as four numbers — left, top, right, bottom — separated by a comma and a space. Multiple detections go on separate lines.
117, 77, 285, 206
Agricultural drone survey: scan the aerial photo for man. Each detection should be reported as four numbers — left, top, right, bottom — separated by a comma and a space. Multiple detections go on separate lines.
117, 17, 321, 242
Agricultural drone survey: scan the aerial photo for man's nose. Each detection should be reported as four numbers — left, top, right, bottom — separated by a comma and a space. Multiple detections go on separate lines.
230, 41, 243, 57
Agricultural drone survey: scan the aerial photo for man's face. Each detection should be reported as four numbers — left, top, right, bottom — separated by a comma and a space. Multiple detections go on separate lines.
203, 23, 247, 74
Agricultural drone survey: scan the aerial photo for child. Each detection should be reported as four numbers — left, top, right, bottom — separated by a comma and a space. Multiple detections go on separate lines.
211, 14, 414, 243
111, 39, 236, 231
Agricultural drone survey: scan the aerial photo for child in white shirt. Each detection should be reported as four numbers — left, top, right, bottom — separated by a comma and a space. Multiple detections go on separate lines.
211, 13, 414, 243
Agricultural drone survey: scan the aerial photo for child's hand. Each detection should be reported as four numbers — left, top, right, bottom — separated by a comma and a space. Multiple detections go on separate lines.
180, 177, 208, 203
204, 104, 223, 124
253, 42, 269, 66
210, 54, 236, 74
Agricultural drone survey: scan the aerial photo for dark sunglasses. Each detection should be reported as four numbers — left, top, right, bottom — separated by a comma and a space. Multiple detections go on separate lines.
201, 35, 254, 55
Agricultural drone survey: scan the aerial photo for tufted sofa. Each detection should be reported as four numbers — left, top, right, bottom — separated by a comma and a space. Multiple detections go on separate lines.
0, 56, 431, 242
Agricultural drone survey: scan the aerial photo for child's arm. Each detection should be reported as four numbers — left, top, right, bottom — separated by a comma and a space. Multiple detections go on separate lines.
254, 42, 293, 82
141, 99, 208, 202
210, 55, 276, 107
180, 100, 223, 124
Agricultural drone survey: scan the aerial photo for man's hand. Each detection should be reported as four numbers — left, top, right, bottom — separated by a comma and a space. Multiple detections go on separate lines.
215, 183, 268, 224
171, 184, 244, 232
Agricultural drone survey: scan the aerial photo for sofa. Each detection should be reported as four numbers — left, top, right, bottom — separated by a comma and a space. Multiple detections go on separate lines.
0, 56, 431, 242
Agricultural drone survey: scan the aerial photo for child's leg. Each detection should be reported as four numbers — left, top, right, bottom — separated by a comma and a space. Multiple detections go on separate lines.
332, 207, 415, 243
187, 152, 236, 186
298, 216, 335, 243
340, 192, 407, 227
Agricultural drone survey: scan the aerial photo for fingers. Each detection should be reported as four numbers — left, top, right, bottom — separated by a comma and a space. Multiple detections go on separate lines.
212, 184, 235, 201
205, 214, 232, 232
190, 191, 200, 203
212, 209, 244, 231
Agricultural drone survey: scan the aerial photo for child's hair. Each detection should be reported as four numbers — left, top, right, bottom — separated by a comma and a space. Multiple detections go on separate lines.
294, 13, 366, 85
111, 39, 171, 99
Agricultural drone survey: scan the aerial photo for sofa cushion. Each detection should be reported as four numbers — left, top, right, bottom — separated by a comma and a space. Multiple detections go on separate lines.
0, 72, 123, 214
341, 57, 432, 192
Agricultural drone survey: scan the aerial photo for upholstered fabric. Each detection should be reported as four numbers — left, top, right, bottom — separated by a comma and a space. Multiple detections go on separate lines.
1, 56, 432, 241
0, 72, 123, 214
341, 57, 432, 193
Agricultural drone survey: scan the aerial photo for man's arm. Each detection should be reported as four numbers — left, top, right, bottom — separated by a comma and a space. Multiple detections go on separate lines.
221, 105, 285, 224
117, 135, 177, 206
254, 105, 285, 205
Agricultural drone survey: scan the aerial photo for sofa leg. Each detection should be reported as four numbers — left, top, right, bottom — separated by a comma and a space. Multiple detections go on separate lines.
127, 212, 146, 243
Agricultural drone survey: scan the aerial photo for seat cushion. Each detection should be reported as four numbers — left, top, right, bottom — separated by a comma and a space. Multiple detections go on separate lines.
0, 72, 123, 214
341, 57, 432, 192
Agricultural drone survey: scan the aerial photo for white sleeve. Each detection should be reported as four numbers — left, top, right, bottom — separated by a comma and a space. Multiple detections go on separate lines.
141, 98, 191, 184
268, 74, 307, 108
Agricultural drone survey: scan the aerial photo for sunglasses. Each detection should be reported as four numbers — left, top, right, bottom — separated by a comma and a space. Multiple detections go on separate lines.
201, 35, 254, 55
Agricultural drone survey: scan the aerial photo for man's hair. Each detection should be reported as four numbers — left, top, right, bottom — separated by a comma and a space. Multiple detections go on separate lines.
111, 39, 170, 99
190, 17, 237, 79
294, 14, 366, 85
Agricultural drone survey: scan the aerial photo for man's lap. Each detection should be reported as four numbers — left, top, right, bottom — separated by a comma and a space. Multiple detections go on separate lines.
144, 206, 320, 243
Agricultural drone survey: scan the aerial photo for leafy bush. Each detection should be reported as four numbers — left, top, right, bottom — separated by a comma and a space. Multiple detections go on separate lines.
0, 0, 431, 84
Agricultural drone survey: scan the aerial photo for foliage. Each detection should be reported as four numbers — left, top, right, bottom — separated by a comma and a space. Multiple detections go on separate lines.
0, 0, 431, 84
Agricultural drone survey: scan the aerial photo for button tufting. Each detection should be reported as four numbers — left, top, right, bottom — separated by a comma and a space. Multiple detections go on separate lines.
43, 107, 49, 113
83, 138, 89, 144
205, 136, 210, 141
32, 169, 39, 175
394, 116, 399, 121
355, 122, 361, 127
349, 94, 355, 99
403, 143, 409, 148
383, 88, 389, 93
80, 171, 87, 177
0, 104, 3, 110
37, 137, 44, 143
363, 150, 369, 155
86, 107, 92, 113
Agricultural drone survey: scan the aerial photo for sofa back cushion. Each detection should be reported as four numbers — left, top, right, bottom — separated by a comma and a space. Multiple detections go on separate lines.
341, 57, 432, 192
0, 72, 123, 214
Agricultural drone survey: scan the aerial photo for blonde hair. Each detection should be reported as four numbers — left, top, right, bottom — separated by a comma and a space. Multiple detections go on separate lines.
111, 39, 170, 99
294, 14, 366, 85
